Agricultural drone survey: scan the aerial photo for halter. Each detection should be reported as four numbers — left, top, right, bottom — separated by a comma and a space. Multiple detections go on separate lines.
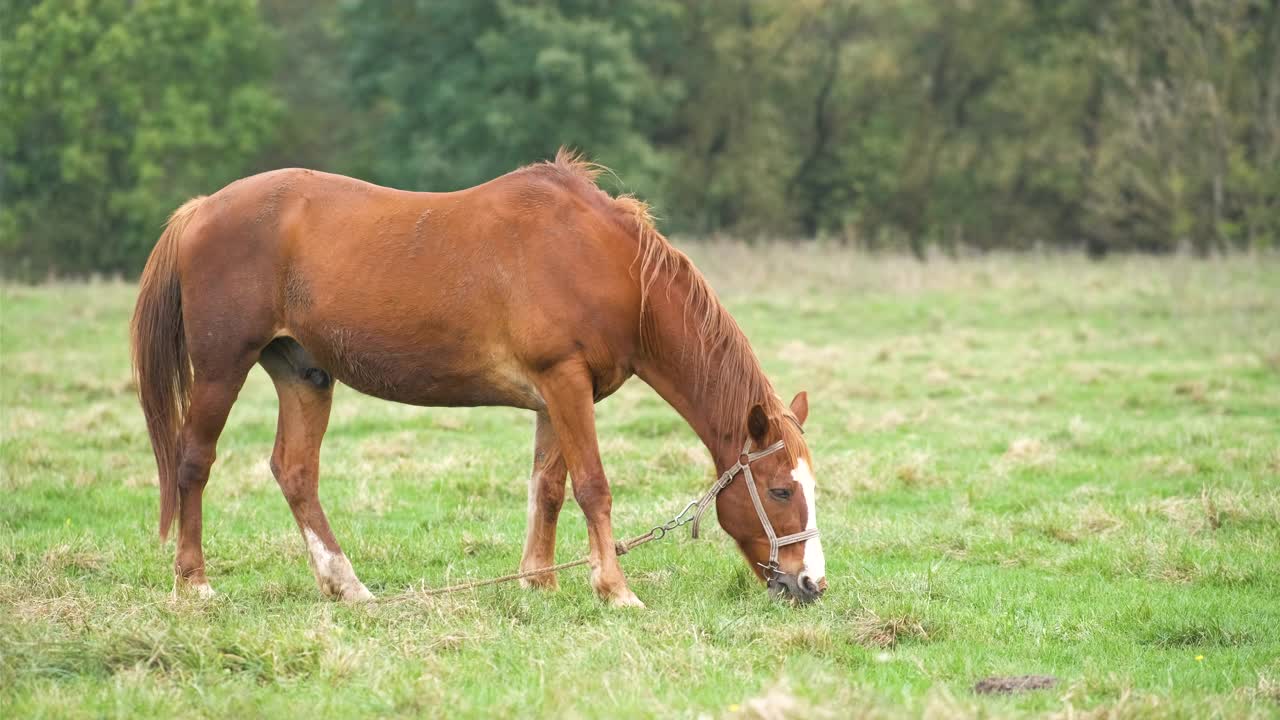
687, 438, 820, 578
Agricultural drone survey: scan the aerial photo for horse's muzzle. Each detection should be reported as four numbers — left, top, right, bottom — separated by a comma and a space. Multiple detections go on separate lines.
767, 569, 825, 605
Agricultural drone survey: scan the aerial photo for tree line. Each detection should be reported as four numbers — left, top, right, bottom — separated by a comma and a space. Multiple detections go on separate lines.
3, 0, 1277, 276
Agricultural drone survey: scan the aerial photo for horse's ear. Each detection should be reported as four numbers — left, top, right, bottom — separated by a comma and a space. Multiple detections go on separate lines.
747, 404, 769, 445
790, 391, 809, 426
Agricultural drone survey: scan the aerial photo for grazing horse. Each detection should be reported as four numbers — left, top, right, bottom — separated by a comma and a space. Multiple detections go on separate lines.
131, 151, 826, 607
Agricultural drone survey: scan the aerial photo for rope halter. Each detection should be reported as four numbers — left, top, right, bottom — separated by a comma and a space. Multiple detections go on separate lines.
689, 438, 820, 575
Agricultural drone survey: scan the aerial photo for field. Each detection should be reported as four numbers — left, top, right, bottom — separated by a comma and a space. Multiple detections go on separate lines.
2, 247, 1278, 718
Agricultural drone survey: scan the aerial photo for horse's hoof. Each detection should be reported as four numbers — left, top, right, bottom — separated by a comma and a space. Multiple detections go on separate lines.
172, 577, 217, 600
341, 583, 375, 602
519, 573, 559, 590
608, 590, 646, 609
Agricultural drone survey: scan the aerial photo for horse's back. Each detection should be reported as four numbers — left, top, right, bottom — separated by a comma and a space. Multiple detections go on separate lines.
173, 165, 644, 408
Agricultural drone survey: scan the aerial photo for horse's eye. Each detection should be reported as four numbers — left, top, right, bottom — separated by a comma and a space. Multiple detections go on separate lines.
768, 487, 793, 502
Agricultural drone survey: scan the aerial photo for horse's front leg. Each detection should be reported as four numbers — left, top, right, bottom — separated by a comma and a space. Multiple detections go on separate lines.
535, 361, 644, 608
518, 410, 567, 588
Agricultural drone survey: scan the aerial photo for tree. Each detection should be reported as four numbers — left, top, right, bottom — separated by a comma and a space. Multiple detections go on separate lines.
3, 0, 1276, 275
1, 0, 281, 276
1086, 0, 1279, 253
342, 0, 680, 197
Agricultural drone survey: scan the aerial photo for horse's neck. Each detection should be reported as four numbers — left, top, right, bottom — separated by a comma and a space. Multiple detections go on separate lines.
635, 274, 768, 471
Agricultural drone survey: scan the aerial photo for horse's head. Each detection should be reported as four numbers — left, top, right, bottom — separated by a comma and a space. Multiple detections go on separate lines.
715, 392, 826, 604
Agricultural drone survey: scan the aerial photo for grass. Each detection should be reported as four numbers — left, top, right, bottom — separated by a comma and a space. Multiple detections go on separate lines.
2, 246, 1279, 718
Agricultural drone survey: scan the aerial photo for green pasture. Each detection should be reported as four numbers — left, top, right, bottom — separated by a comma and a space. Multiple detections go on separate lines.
2, 248, 1278, 718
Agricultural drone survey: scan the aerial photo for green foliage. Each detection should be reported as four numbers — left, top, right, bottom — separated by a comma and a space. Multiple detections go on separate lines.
3, 0, 1278, 276
337, 0, 1278, 251
1, 0, 280, 276
343, 0, 679, 194
1084, 0, 1280, 253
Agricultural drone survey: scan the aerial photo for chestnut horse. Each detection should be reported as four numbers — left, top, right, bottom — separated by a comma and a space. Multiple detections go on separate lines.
131, 151, 826, 607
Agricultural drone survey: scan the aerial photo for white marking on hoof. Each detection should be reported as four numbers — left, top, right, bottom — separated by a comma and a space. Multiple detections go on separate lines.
172, 573, 217, 597
792, 458, 827, 585
303, 527, 374, 601
171, 576, 217, 600
608, 589, 646, 608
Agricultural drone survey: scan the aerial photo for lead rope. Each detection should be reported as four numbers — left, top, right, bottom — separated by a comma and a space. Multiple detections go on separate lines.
383, 530, 665, 601
383, 436, 813, 602
385, 491, 709, 601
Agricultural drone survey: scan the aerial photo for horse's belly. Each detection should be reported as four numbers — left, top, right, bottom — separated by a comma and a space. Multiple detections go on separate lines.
290, 326, 544, 410
336, 355, 543, 410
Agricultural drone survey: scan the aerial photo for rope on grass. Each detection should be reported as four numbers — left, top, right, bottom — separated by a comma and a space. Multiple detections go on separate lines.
381, 530, 662, 601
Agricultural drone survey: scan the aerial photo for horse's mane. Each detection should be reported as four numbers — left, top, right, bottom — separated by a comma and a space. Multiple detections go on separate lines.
518, 149, 805, 458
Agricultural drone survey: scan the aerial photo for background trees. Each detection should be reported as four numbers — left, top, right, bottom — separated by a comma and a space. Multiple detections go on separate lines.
3, 0, 1277, 276
1, 0, 280, 275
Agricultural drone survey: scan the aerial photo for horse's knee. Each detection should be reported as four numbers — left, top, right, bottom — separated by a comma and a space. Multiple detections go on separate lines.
539, 494, 565, 521
572, 477, 612, 518
536, 476, 566, 519
177, 444, 216, 492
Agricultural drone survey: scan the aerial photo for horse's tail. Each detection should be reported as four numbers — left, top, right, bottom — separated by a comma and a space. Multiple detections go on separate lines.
131, 196, 204, 541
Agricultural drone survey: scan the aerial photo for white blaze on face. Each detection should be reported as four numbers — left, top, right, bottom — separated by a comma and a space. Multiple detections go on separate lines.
791, 458, 826, 582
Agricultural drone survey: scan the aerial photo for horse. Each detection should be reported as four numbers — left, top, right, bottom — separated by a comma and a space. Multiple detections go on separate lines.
130, 150, 826, 607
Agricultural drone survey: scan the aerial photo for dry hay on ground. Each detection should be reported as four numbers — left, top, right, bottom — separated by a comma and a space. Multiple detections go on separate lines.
973, 675, 1059, 695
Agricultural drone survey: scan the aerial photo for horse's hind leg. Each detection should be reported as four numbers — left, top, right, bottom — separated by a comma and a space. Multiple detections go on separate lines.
261, 341, 372, 601
175, 362, 255, 597
518, 411, 567, 589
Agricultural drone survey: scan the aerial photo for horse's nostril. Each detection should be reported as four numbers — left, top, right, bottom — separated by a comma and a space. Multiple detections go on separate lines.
768, 571, 826, 605
799, 574, 827, 598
